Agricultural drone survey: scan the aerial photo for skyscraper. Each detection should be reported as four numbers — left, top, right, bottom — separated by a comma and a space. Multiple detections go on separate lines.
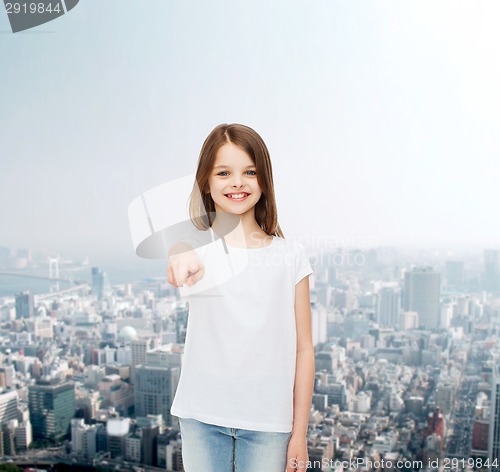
376, 287, 401, 328
91, 267, 104, 300
134, 345, 180, 427
15, 291, 34, 319
403, 266, 441, 330
29, 380, 75, 442
91, 267, 111, 301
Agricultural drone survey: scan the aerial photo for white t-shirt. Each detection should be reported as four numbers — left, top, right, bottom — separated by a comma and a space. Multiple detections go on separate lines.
170, 229, 313, 433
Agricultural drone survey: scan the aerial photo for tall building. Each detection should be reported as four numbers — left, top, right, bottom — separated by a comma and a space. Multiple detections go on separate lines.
125, 431, 142, 462
142, 425, 159, 466
131, 338, 157, 368
473, 412, 490, 454
1, 421, 16, 455
134, 345, 180, 427
29, 380, 75, 442
0, 390, 19, 423
134, 365, 179, 427
157, 433, 170, 468
489, 361, 500, 467
107, 416, 130, 458
376, 287, 400, 328
484, 250, 500, 294
14, 421, 32, 450
91, 266, 111, 300
424, 408, 445, 444
403, 267, 441, 330
15, 291, 34, 319
91, 267, 104, 300
71, 418, 97, 458
0, 366, 15, 389
156, 430, 182, 469
175, 306, 189, 344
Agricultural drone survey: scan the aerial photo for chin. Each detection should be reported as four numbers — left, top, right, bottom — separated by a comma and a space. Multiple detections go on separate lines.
222, 209, 247, 216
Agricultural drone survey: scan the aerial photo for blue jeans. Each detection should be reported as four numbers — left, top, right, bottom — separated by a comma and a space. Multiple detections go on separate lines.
179, 417, 292, 472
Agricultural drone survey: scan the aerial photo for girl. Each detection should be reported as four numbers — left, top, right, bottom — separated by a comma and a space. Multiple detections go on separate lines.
167, 123, 314, 472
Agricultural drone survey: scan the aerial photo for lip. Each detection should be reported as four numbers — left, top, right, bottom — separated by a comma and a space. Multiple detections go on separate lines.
224, 192, 250, 201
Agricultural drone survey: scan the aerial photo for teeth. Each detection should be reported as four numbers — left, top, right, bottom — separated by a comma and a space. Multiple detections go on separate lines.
227, 193, 247, 198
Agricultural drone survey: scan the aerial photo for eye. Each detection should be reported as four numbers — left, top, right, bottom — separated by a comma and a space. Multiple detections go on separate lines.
217, 171, 229, 176
245, 170, 257, 175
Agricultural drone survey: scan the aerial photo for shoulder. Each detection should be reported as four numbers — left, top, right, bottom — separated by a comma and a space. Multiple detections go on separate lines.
271, 237, 309, 259
274, 237, 307, 251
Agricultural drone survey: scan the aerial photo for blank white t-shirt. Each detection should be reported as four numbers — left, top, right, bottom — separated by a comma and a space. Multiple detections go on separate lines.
170, 229, 313, 432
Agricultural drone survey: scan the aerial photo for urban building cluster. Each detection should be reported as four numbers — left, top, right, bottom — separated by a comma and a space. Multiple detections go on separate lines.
1, 245, 500, 470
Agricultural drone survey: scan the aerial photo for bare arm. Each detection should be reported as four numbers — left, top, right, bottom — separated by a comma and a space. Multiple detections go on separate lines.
287, 275, 314, 471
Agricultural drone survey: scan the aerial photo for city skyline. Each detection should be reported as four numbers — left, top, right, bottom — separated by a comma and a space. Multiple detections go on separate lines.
1, 235, 500, 467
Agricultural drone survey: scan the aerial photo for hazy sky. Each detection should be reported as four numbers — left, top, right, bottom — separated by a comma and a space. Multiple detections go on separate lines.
1, 1, 499, 265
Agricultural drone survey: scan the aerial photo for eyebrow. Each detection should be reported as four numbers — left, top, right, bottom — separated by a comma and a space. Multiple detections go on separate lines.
213, 164, 256, 170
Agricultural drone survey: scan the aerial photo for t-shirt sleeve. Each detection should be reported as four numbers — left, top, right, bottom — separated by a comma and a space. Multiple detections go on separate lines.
294, 242, 313, 285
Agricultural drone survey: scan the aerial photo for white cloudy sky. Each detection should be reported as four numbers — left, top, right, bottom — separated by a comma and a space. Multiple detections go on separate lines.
1, 0, 499, 265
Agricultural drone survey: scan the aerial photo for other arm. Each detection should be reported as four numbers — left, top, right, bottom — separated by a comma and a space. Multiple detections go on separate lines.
286, 274, 314, 471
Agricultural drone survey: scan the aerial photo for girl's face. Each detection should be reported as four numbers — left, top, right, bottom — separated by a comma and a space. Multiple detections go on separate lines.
207, 142, 263, 218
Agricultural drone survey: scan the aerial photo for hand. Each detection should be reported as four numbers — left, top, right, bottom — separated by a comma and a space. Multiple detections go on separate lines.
167, 244, 205, 288
286, 433, 308, 472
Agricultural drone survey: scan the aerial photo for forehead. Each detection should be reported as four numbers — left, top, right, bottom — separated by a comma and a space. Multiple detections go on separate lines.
214, 142, 254, 166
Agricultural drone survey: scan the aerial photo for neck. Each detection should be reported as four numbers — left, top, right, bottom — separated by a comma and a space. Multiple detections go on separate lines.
211, 211, 263, 242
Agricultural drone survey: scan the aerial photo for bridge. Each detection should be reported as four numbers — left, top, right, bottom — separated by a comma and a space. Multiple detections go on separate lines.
0, 271, 91, 304
0, 272, 87, 285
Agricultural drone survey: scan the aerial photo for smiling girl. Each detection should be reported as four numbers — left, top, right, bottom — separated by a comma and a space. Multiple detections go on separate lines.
168, 123, 314, 472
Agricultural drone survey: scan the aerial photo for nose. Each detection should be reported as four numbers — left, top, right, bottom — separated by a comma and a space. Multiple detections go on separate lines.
230, 176, 244, 188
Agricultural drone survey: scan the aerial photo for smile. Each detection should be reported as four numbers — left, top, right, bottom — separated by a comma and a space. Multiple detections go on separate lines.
225, 193, 249, 201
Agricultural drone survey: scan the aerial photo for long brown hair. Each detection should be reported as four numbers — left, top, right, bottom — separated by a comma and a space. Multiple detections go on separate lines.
188, 123, 285, 238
